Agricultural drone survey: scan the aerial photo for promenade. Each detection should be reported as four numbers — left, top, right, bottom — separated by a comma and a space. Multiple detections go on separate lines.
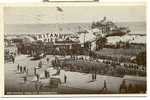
5, 54, 123, 94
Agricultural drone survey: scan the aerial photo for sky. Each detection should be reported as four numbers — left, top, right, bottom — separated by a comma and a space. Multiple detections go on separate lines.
4, 5, 146, 24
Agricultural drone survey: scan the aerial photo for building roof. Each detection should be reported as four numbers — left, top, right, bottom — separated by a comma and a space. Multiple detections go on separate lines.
107, 35, 146, 45
21, 35, 36, 43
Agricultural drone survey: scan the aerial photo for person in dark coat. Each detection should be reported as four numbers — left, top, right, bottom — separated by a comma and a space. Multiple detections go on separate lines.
104, 80, 107, 89
20, 66, 22, 73
34, 68, 37, 75
23, 76, 27, 83
94, 72, 97, 80
46, 58, 49, 63
119, 80, 127, 93
101, 80, 108, 93
36, 74, 39, 81
23, 66, 26, 73
12, 56, 15, 64
93, 68, 97, 80
92, 74, 94, 81
46, 71, 50, 78
17, 64, 20, 71
47, 71, 50, 78
44, 70, 47, 78
64, 75, 67, 83
38, 61, 42, 68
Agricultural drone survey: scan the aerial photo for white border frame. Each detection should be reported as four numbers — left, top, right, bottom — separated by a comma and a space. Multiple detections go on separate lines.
0, 1, 148, 97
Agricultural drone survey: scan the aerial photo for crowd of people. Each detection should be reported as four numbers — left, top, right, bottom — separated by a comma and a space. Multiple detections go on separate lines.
15, 59, 69, 94
7, 47, 145, 94
17, 64, 28, 74
89, 51, 131, 63
16, 64, 29, 83
51, 54, 146, 78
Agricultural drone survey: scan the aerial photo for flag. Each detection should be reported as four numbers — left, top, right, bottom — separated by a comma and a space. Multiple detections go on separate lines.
57, 7, 63, 12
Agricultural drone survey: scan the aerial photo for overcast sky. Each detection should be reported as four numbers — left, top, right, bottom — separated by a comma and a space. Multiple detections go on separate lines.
4, 5, 146, 24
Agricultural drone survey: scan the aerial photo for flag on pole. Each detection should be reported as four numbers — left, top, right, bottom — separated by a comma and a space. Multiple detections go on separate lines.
57, 7, 63, 12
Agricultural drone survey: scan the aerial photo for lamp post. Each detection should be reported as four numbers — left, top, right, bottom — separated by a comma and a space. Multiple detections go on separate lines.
56, 6, 65, 56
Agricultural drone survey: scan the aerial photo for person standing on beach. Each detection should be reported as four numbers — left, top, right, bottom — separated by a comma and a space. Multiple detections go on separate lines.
23, 76, 27, 83
92, 73, 94, 81
26, 68, 29, 75
44, 70, 47, 78
20, 66, 22, 73
38, 61, 42, 68
34, 67, 37, 75
94, 72, 97, 80
23, 66, 26, 73
17, 64, 20, 71
94, 69, 97, 80
11, 55, 15, 64
36, 74, 40, 81
64, 74, 67, 83
46, 58, 49, 64
45, 70, 50, 78
102, 80, 107, 92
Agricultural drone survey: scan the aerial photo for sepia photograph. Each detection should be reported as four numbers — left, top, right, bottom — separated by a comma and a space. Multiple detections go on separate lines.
4, 4, 146, 95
